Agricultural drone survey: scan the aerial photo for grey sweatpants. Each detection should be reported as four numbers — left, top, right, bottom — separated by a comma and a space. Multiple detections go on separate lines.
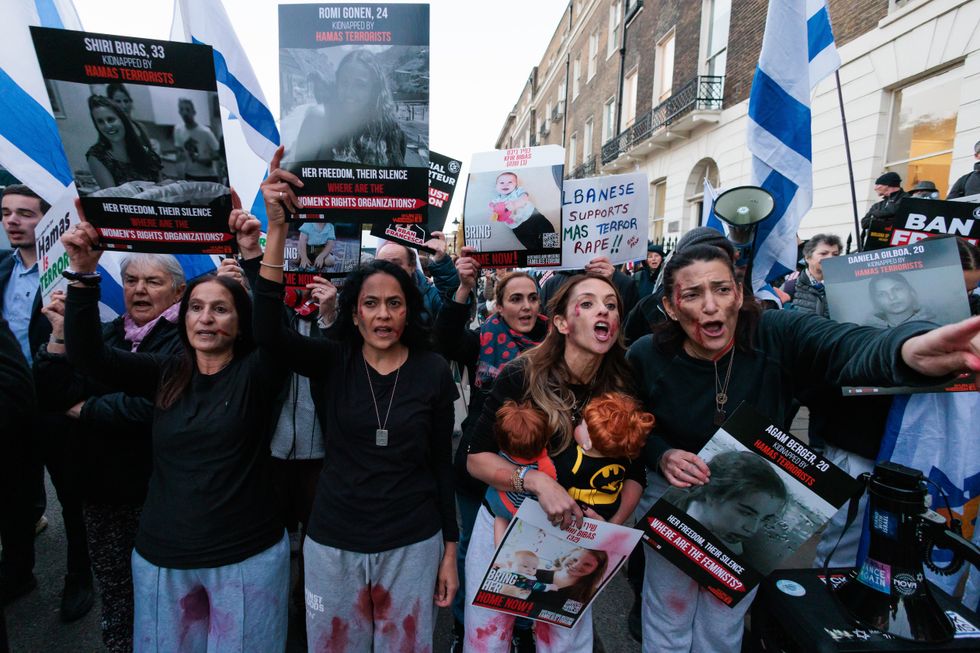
636, 471, 755, 653
303, 531, 443, 653
131, 531, 289, 653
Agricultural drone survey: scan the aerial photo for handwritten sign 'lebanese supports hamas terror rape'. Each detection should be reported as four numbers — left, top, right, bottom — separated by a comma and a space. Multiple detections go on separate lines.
557, 172, 648, 269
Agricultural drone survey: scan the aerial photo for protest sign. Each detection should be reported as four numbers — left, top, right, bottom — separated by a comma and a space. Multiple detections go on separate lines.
864, 197, 980, 250
282, 221, 362, 307
473, 499, 641, 629
35, 185, 79, 304
30, 27, 235, 255
823, 237, 975, 394
640, 403, 860, 608
558, 172, 647, 269
370, 151, 461, 252
279, 3, 429, 223
463, 145, 564, 268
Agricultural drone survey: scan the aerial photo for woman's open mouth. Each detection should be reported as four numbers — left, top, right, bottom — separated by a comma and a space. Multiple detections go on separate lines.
594, 321, 611, 342
701, 321, 725, 338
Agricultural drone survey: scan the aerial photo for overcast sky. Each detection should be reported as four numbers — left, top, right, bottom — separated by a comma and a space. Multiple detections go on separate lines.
72, 0, 569, 224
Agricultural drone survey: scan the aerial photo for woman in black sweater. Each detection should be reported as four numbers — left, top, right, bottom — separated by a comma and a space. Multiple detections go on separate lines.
255, 147, 458, 653
61, 218, 290, 653
627, 243, 980, 653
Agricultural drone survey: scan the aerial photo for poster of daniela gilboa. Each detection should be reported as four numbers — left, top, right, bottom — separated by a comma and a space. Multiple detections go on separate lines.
640, 403, 860, 608
473, 500, 642, 628
279, 3, 429, 223
30, 27, 235, 255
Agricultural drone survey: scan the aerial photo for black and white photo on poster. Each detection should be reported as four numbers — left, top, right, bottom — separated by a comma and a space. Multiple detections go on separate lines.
369, 151, 461, 252
821, 237, 976, 394
473, 500, 641, 629
279, 3, 429, 223
863, 196, 980, 250
640, 403, 860, 608
30, 27, 234, 255
462, 145, 564, 268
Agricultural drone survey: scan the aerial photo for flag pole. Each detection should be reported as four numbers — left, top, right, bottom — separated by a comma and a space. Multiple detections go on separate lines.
835, 70, 862, 252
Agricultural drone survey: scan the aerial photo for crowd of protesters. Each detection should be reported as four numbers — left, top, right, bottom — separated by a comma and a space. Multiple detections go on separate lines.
2, 147, 980, 653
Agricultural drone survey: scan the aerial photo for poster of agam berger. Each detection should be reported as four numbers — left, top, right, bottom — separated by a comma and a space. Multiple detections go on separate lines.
30, 27, 234, 255
640, 403, 860, 608
279, 3, 429, 223
472, 500, 641, 629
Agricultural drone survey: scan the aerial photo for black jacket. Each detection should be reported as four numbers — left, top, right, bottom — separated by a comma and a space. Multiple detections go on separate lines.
791, 271, 828, 318
34, 315, 182, 504
947, 161, 980, 199
0, 249, 50, 360
0, 317, 35, 437
860, 189, 909, 250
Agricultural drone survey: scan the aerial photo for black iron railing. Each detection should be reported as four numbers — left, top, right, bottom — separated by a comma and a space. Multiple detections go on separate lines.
601, 75, 724, 164
567, 156, 597, 179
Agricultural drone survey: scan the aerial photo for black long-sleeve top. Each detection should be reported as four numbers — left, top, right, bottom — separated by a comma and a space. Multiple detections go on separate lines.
253, 275, 459, 551
626, 309, 940, 471
65, 284, 288, 568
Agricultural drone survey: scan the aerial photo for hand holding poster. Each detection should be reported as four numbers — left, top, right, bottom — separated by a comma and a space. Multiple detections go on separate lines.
30, 28, 235, 254
35, 185, 80, 304
864, 197, 980, 250
558, 172, 648, 269
463, 145, 564, 268
640, 403, 861, 608
472, 499, 641, 628
278, 3, 429, 223
370, 151, 461, 251
282, 221, 362, 305
822, 237, 975, 394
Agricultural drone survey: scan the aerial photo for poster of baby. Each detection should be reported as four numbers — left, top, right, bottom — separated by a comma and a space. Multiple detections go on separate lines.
462, 145, 564, 268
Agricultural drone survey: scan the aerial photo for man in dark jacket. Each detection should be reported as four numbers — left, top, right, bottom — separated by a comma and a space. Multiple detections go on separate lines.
791, 234, 842, 318
861, 172, 908, 250
947, 140, 980, 199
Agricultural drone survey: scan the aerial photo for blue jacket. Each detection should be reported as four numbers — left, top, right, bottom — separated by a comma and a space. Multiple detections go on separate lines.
417, 254, 459, 326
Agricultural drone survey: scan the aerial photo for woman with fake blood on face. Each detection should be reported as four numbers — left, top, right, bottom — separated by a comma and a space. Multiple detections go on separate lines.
60, 221, 292, 653
463, 273, 638, 653
627, 243, 980, 653
433, 248, 549, 641
253, 147, 459, 653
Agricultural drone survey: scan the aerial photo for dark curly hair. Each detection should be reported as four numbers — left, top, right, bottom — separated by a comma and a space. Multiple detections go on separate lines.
334, 259, 429, 349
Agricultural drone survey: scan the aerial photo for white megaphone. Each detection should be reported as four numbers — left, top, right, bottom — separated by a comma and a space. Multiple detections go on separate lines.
710, 186, 775, 268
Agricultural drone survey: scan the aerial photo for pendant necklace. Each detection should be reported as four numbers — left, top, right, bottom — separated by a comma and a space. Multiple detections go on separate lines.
364, 352, 403, 446
713, 347, 735, 427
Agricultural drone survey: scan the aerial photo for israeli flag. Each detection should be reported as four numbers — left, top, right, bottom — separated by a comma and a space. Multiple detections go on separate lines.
170, 0, 278, 227
700, 178, 725, 233
746, 0, 840, 301
0, 0, 80, 203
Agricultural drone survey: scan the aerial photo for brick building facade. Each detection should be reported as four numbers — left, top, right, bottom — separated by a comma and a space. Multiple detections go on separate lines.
495, 0, 980, 245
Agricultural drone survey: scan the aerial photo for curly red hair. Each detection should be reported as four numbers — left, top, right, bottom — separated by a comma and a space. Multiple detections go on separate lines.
582, 392, 654, 460
495, 400, 550, 460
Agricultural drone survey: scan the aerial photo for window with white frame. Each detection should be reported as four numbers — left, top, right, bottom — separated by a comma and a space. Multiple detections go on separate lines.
583, 117, 594, 162
703, 0, 730, 77
602, 97, 617, 142
573, 57, 581, 99
653, 29, 675, 104
607, 1, 621, 59
568, 132, 578, 168
883, 66, 962, 197
588, 31, 599, 80
651, 179, 667, 240
559, 79, 567, 102
621, 68, 638, 128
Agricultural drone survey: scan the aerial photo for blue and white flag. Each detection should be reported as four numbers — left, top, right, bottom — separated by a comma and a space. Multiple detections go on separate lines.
0, 0, 80, 204
747, 0, 840, 301
701, 178, 725, 233
170, 0, 279, 162
877, 392, 980, 599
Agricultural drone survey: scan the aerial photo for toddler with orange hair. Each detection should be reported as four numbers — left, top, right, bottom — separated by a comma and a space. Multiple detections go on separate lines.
559, 392, 654, 524
485, 400, 558, 545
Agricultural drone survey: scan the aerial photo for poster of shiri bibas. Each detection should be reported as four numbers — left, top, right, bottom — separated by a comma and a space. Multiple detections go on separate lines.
640, 403, 860, 608
370, 151, 461, 252
557, 172, 648, 270
823, 237, 975, 394
30, 27, 234, 255
863, 197, 980, 250
282, 221, 362, 309
279, 3, 429, 223
463, 145, 564, 268
472, 500, 641, 628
